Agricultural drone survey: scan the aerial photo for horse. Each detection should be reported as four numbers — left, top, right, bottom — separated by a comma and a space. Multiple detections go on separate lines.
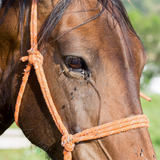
0, 0, 157, 159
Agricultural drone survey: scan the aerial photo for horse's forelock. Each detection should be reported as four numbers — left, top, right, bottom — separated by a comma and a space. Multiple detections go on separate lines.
37, 0, 138, 44
0, 0, 138, 53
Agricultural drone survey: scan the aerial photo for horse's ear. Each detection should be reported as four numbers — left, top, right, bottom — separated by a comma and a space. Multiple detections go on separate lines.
0, 85, 14, 135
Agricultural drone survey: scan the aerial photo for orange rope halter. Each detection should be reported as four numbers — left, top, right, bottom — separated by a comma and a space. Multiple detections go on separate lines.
14, 1, 150, 160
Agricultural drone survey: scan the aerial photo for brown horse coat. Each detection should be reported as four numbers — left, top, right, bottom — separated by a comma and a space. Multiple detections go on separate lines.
0, 0, 156, 159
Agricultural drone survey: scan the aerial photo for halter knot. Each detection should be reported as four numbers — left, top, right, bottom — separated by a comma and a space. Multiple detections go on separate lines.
27, 49, 44, 66
20, 49, 44, 67
61, 134, 75, 152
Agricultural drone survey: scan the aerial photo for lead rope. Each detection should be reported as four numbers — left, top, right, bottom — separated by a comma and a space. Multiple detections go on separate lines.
14, 1, 150, 160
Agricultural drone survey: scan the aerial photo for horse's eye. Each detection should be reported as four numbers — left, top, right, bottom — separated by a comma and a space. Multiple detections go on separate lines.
65, 57, 84, 69
64, 56, 91, 79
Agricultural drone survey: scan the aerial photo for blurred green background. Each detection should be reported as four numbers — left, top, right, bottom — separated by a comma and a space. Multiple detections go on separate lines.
122, 0, 160, 87
0, 0, 160, 159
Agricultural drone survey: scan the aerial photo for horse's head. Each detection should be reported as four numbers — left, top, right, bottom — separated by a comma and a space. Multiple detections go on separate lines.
0, 0, 156, 159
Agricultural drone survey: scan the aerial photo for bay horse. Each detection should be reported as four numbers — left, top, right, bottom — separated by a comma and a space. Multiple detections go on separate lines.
0, 0, 156, 159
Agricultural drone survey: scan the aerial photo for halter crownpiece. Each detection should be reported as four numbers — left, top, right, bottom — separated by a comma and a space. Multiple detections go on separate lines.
14, 0, 150, 159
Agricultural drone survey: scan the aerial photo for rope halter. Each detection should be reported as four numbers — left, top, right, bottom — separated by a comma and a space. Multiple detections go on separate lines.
14, 1, 150, 160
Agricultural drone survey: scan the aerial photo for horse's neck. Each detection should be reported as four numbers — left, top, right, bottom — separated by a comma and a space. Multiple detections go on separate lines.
0, 4, 20, 78
0, 1, 53, 134
0, 0, 53, 87
0, 6, 21, 133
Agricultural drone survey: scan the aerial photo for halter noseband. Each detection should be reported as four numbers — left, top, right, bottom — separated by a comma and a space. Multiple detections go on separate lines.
14, 1, 149, 160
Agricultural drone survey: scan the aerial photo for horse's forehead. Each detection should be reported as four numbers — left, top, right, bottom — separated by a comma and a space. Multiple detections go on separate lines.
57, 10, 106, 53
57, 18, 105, 59
58, 0, 101, 32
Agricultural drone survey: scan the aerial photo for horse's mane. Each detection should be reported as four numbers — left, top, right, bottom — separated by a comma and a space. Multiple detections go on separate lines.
0, 0, 138, 47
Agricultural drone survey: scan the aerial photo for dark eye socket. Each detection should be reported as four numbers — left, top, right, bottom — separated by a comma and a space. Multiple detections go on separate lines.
65, 56, 87, 70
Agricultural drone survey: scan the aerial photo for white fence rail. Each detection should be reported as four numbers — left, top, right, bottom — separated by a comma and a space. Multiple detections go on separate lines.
0, 129, 31, 149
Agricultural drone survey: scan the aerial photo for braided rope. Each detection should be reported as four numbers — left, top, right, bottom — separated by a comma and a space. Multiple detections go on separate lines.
61, 115, 149, 160
14, 1, 150, 160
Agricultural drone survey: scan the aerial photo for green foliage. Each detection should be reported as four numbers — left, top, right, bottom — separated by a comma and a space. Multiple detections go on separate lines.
0, 147, 47, 160
122, 0, 160, 86
129, 11, 160, 86
141, 94, 160, 159
122, 0, 160, 15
